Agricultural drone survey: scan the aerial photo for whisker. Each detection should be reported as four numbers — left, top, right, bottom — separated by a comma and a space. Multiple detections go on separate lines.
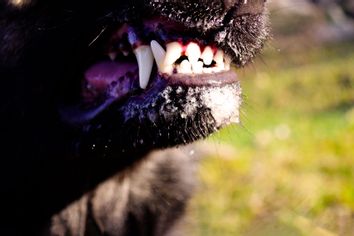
88, 26, 107, 47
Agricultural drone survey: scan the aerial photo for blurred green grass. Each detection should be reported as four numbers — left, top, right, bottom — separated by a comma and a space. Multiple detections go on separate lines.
189, 42, 354, 236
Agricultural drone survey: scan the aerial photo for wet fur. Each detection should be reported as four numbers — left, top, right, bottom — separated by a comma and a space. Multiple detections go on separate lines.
0, 0, 268, 235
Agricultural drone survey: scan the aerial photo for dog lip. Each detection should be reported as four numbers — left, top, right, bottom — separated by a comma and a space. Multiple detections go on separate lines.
161, 70, 238, 86
62, 69, 238, 125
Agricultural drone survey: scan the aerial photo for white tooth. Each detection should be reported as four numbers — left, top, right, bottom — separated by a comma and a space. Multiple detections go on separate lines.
134, 45, 154, 89
122, 51, 130, 57
203, 68, 213, 74
213, 66, 223, 73
150, 40, 166, 72
201, 46, 214, 66
108, 52, 117, 61
178, 60, 192, 74
186, 42, 201, 64
150, 40, 174, 74
214, 61, 225, 72
220, 63, 225, 70
211, 67, 220, 73
214, 49, 224, 65
220, 62, 225, 70
164, 65, 175, 74
164, 42, 183, 66
192, 61, 203, 74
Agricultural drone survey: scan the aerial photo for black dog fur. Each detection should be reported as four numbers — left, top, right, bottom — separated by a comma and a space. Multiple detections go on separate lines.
0, 0, 268, 235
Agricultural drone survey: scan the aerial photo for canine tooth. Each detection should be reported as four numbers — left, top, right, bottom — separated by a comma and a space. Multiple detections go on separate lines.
150, 40, 166, 72
186, 42, 201, 64
178, 60, 192, 74
201, 46, 214, 66
192, 61, 203, 74
164, 42, 183, 66
134, 45, 154, 89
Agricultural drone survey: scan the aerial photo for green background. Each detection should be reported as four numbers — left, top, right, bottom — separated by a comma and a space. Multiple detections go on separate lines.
189, 3, 354, 235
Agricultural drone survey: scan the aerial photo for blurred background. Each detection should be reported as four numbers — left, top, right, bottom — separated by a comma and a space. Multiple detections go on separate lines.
189, 0, 354, 235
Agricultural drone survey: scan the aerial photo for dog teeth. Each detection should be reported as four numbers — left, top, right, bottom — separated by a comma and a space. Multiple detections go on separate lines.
108, 52, 117, 61
178, 60, 192, 74
164, 42, 183, 66
150, 40, 166, 72
213, 65, 223, 73
203, 68, 213, 74
201, 46, 214, 66
186, 42, 201, 64
134, 45, 154, 89
192, 61, 203, 74
151, 40, 175, 74
118, 40, 230, 84
214, 50, 224, 65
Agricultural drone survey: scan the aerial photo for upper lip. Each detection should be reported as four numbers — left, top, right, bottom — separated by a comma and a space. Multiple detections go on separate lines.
84, 16, 235, 94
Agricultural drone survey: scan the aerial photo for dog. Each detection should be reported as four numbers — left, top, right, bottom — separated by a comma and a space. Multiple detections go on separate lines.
0, 0, 269, 235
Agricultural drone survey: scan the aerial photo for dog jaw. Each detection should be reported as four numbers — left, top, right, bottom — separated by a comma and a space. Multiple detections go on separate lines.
68, 0, 269, 159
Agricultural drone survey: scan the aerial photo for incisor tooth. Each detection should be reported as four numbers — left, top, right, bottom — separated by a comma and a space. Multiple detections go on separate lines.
164, 42, 183, 66
192, 61, 203, 74
201, 46, 214, 66
150, 40, 166, 72
163, 65, 174, 75
203, 68, 213, 74
186, 42, 201, 64
213, 65, 223, 73
134, 45, 154, 89
215, 61, 225, 71
151, 40, 174, 74
178, 60, 192, 74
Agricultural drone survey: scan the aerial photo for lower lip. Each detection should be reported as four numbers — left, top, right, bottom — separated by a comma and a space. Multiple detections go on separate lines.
161, 70, 238, 87
62, 70, 239, 125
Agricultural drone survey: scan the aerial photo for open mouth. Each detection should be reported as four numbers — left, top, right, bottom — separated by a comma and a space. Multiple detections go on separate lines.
61, 16, 240, 138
